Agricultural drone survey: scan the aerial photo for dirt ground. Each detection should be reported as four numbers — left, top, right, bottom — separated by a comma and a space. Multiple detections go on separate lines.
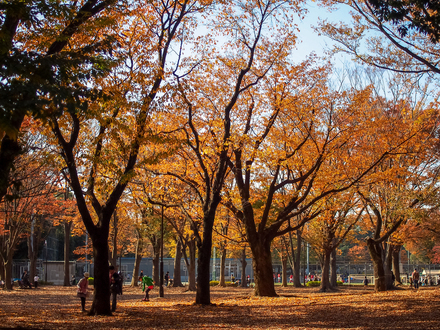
1, 284, 439, 329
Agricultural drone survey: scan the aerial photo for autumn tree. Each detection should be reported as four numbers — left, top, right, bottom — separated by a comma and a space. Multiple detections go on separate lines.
355, 102, 438, 291
165, 0, 306, 304
320, 0, 440, 75
305, 193, 365, 291
46, 0, 212, 315
0, 119, 61, 289
0, 0, 118, 206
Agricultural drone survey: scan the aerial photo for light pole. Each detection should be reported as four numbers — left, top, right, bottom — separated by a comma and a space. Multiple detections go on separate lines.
45, 240, 48, 282
159, 194, 164, 298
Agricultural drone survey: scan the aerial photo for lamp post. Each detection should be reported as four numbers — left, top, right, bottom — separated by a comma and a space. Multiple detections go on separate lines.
44, 240, 48, 282
159, 194, 164, 298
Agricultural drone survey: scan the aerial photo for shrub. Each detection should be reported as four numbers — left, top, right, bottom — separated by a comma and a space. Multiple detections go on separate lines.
305, 281, 321, 287
210, 281, 238, 287
88, 277, 94, 285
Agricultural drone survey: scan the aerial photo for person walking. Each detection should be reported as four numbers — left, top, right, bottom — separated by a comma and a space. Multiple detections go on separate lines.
77, 272, 91, 312
140, 275, 154, 301
412, 268, 420, 290
34, 274, 39, 289
363, 276, 369, 287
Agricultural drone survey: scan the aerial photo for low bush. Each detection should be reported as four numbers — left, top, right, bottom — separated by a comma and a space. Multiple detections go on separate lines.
88, 277, 94, 285
305, 280, 344, 287
210, 281, 238, 287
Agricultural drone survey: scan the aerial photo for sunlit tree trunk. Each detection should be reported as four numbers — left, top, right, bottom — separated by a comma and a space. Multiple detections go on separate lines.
109, 210, 118, 267
330, 246, 337, 288
292, 231, 302, 287
131, 232, 143, 287
27, 219, 39, 282
63, 221, 73, 286
241, 247, 247, 288
320, 251, 332, 292
384, 241, 394, 290
173, 238, 183, 287
367, 238, 386, 291
188, 239, 197, 291
392, 244, 402, 285
219, 247, 227, 286
152, 237, 160, 284
281, 254, 287, 287
251, 239, 277, 297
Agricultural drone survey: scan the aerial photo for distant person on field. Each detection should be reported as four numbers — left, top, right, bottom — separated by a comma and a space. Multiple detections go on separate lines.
164, 271, 169, 286
363, 276, 369, 287
34, 274, 39, 289
21, 270, 32, 289
412, 269, 420, 289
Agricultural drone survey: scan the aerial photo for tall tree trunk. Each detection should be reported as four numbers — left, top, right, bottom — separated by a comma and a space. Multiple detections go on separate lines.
367, 238, 386, 292
392, 244, 402, 285
251, 238, 277, 297
152, 237, 160, 285
89, 233, 111, 315
173, 238, 183, 287
188, 239, 196, 291
320, 250, 332, 292
330, 243, 337, 287
4, 252, 13, 290
110, 210, 118, 267
219, 247, 227, 286
27, 220, 39, 281
293, 231, 302, 287
196, 209, 217, 305
241, 247, 247, 288
63, 221, 72, 286
384, 241, 394, 290
281, 254, 287, 287
131, 233, 143, 287
0, 259, 4, 281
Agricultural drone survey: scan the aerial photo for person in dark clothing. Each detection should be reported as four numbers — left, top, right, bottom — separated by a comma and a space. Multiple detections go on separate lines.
109, 266, 121, 312
21, 270, 32, 289
164, 271, 169, 287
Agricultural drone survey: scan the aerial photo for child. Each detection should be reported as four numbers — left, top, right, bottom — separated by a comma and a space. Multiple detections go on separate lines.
77, 272, 92, 312
34, 274, 39, 289
140, 275, 154, 301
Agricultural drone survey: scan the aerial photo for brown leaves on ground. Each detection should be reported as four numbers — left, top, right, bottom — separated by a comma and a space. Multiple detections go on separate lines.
1, 285, 440, 329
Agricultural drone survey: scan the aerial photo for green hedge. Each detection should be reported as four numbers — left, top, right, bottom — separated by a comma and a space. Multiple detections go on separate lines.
210, 281, 237, 287
88, 277, 94, 285
305, 281, 344, 287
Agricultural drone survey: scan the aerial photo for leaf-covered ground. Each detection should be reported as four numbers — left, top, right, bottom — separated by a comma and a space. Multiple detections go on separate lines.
1, 285, 439, 329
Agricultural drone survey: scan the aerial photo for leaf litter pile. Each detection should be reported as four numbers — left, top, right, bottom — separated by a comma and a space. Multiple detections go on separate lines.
1, 285, 440, 329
